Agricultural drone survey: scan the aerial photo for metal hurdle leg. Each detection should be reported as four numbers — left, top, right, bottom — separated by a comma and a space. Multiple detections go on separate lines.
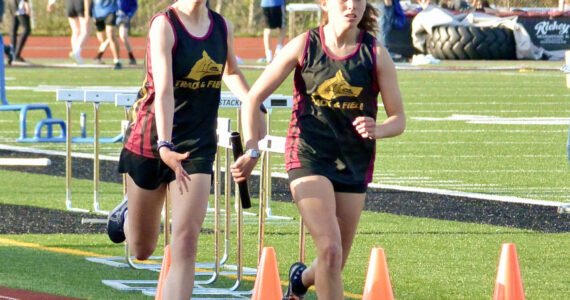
257, 151, 267, 264
264, 109, 293, 221
299, 217, 306, 263
91, 101, 107, 214
57, 90, 90, 213
84, 90, 135, 215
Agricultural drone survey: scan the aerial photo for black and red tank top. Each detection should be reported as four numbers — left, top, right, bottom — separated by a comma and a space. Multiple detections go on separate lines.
286, 26, 379, 185
124, 7, 227, 160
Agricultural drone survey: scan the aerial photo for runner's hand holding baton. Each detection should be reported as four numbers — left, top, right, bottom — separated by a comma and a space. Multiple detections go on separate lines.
230, 132, 252, 209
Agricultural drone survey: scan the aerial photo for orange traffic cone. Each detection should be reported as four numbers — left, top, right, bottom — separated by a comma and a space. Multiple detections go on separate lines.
493, 243, 525, 300
155, 245, 172, 300
251, 247, 282, 300
362, 247, 394, 300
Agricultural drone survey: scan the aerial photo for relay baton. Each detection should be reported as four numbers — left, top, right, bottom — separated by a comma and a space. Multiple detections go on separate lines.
230, 131, 252, 209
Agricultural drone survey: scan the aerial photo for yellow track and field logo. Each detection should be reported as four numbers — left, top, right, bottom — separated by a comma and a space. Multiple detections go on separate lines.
311, 70, 364, 110
315, 70, 362, 100
185, 50, 223, 81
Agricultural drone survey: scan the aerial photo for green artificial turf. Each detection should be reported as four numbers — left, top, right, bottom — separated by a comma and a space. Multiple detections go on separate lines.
0, 61, 568, 299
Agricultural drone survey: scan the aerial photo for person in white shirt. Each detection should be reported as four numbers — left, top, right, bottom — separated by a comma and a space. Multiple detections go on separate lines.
47, 0, 93, 64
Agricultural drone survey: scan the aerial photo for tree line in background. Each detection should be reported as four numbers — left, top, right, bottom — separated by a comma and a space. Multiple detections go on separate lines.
0, 0, 560, 37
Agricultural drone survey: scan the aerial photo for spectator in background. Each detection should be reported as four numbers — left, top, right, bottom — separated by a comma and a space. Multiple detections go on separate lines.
377, 0, 403, 61
116, 0, 137, 64
440, 0, 472, 12
8, 0, 32, 63
90, 0, 122, 69
0, 0, 15, 65
560, 0, 570, 12
417, 0, 432, 10
94, 0, 137, 65
260, 0, 286, 64
47, 0, 93, 64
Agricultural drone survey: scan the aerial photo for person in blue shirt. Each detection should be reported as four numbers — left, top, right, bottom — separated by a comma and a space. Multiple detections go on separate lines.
377, 0, 404, 61
94, 0, 137, 65
89, 0, 122, 69
260, 0, 286, 63
116, 0, 137, 64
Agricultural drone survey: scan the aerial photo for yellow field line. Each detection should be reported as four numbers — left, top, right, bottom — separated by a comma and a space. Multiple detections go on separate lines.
0, 237, 362, 299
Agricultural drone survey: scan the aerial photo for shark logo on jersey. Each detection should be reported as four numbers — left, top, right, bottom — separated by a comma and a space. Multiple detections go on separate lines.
315, 70, 363, 100
185, 50, 223, 81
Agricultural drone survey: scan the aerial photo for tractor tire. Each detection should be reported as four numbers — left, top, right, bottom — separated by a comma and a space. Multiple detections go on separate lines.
427, 25, 516, 60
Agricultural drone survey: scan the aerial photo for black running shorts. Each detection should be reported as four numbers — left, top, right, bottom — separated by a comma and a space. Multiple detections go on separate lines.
262, 6, 285, 29
66, 0, 91, 18
95, 12, 117, 32
288, 168, 368, 194
118, 148, 213, 190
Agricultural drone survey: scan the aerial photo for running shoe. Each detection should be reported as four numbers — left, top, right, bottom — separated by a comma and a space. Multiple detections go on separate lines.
106, 196, 128, 243
4, 45, 14, 65
69, 51, 83, 64
283, 262, 308, 300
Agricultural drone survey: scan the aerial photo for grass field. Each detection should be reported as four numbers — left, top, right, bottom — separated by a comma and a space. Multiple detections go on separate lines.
0, 60, 569, 299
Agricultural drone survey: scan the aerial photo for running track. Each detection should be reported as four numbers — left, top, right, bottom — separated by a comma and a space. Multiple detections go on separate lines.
0, 286, 81, 300
2, 36, 279, 61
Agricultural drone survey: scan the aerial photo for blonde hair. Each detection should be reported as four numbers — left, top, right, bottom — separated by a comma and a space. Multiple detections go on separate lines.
319, 1, 379, 34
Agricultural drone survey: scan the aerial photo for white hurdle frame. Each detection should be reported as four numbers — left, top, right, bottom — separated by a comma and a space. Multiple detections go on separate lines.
56, 89, 135, 214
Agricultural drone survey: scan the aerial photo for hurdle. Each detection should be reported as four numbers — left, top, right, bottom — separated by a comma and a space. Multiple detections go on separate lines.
134, 120, 252, 298
100, 118, 253, 297
56, 89, 136, 213
92, 92, 295, 297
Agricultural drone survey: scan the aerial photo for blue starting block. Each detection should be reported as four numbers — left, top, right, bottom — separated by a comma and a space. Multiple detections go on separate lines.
26, 118, 66, 143
0, 33, 55, 141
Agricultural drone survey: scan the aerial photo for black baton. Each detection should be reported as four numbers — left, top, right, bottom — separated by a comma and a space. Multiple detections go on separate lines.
230, 131, 252, 209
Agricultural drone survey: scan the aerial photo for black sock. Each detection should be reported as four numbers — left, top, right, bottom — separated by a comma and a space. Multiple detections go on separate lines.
96, 52, 103, 59
128, 52, 135, 60
291, 267, 308, 295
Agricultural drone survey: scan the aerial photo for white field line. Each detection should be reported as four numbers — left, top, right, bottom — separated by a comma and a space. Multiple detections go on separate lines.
407, 130, 568, 133
392, 169, 567, 173
373, 176, 432, 180
413, 115, 570, 125
1, 144, 566, 207
376, 155, 564, 158
5, 85, 139, 92
484, 187, 570, 190
260, 171, 567, 207
409, 110, 570, 113
0, 158, 51, 166
367, 183, 565, 207
392, 141, 557, 144
0, 144, 119, 161
407, 101, 563, 105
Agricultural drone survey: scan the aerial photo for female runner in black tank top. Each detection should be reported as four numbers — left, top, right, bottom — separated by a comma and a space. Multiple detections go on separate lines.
105, 1, 265, 299
232, 0, 406, 298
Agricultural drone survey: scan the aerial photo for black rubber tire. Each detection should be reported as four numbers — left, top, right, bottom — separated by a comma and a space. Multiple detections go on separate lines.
427, 25, 516, 60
